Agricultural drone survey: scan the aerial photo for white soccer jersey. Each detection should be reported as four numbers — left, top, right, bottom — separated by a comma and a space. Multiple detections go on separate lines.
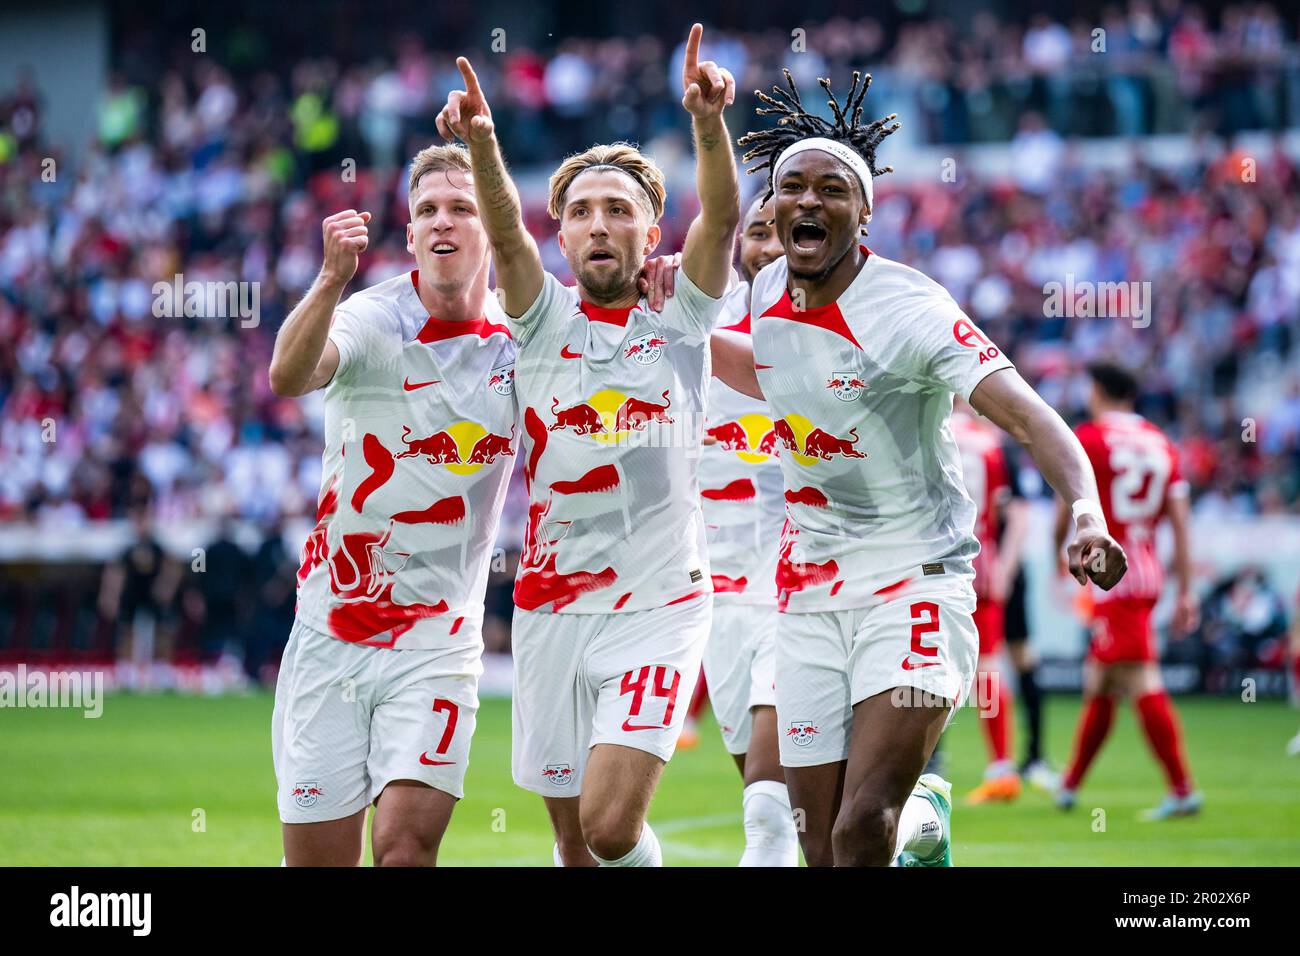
750, 246, 1015, 612
295, 270, 518, 649
507, 268, 724, 613
698, 282, 785, 606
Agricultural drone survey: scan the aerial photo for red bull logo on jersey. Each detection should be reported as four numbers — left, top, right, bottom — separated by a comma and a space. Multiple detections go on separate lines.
397, 425, 460, 464
488, 363, 515, 396
292, 781, 323, 808
786, 722, 820, 747
396, 422, 515, 472
542, 763, 574, 787
774, 414, 869, 465
706, 412, 778, 463
624, 330, 669, 365
548, 389, 676, 444
826, 372, 869, 402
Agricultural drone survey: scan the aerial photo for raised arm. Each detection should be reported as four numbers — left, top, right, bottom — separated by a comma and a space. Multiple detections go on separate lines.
970, 367, 1127, 590
269, 209, 370, 397
437, 57, 542, 319
678, 23, 741, 298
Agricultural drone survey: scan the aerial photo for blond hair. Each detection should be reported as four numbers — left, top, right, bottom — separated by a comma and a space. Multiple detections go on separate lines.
546, 143, 666, 222
408, 143, 472, 199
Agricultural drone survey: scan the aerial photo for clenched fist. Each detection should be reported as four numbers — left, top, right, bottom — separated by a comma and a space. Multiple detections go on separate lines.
321, 209, 371, 285
1067, 518, 1128, 591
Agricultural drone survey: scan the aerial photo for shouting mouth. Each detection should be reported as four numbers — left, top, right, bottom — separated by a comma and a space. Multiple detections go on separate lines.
588, 249, 617, 265
432, 242, 458, 256
791, 220, 828, 255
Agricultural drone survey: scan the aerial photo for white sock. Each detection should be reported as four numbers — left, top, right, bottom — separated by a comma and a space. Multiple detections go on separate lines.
590, 822, 662, 867
739, 780, 799, 867
892, 791, 943, 861
552, 843, 563, 867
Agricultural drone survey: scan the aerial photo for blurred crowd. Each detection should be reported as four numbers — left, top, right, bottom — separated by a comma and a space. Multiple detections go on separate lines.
2, 3, 1300, 673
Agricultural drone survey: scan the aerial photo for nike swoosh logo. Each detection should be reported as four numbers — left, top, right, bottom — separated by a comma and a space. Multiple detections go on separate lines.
560, 346, 583, 359
403, 377, 441, 391
621, 720, 662, 732
900, 656, 940, 671
418, 753, 455, 765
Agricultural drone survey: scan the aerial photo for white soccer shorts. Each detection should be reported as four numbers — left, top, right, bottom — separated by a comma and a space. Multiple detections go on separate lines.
272, 617, 482, 823
775, 575, 978, 767
701, 601, 777, 755
511, 594, 711, 796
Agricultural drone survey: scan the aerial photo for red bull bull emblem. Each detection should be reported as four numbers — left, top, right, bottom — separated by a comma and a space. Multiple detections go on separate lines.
614, 389, 674, 431
292, 781, 323, 808
396, 425, 462, 464
541, 763, 575, 786
706, 420, 749, 450
826, 371, 869, 402
488, 363, 515, 396
803, 425, 867, 461
549, 397, 605, 435
624, 330, 669, 365
467, 424, 516, 464
786, 722, 820, 747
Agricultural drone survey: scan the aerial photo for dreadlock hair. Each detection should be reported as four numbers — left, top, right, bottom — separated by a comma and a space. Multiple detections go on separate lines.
737, 69, 901, 213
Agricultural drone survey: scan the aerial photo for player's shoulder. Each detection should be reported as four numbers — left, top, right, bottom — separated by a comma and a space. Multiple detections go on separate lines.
855, 249, 963, 319
338, 269, 420, 330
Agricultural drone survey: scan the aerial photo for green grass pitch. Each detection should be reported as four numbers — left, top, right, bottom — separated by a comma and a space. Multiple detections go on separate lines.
2, 693, 1297, 865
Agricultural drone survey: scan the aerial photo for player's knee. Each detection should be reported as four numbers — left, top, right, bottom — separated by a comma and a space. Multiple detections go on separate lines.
373, 829, 439, 867
580, 806, 640, 860
742, 781, 794, 845
832, 791, 898, 861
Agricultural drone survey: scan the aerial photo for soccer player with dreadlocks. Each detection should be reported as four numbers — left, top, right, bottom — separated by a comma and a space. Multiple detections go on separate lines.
710, 70, 1129, 867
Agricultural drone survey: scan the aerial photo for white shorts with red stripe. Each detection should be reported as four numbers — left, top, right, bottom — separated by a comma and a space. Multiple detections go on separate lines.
510, 595, 711, 796
272, 617, 482, 823
701, 601, 777, 755
775, 574, 978, 767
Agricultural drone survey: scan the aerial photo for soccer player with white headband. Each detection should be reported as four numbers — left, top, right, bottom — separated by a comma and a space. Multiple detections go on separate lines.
710, 69, 1128, 866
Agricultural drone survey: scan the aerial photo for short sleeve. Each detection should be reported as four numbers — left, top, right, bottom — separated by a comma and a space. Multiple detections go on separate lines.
918, 303, 1015, 400
656, 266, 725, 339
508, 271, 574, 350
327, 300, 388, 386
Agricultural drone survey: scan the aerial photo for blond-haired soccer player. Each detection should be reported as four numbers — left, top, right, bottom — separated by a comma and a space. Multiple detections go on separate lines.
268, 144, 517, 866
437, 23, 739, 867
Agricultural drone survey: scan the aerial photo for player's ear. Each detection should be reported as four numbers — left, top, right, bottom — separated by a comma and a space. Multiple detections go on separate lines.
557, 231, 567, 257
406, 221, 415, 256
643, 223, 661, 257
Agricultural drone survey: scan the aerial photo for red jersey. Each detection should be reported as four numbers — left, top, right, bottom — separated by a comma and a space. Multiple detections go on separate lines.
1075, 411, 1187, 604
952, 412, 1010, 602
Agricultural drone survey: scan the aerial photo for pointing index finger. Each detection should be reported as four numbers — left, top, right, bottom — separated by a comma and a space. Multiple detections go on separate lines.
683, 23, 702, 86
457, 56, 482, 97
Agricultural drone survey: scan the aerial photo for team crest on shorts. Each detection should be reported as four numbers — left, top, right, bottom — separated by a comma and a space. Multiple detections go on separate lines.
542, 763, 574, 787
826, 372, 868, 402
488, 363, 515, 396
292, 781, 323, 808
624, 331, 668, 365
786, 721, 820, 747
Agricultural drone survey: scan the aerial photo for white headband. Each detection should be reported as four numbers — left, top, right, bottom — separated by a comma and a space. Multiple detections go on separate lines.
773, 137, 873, 210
